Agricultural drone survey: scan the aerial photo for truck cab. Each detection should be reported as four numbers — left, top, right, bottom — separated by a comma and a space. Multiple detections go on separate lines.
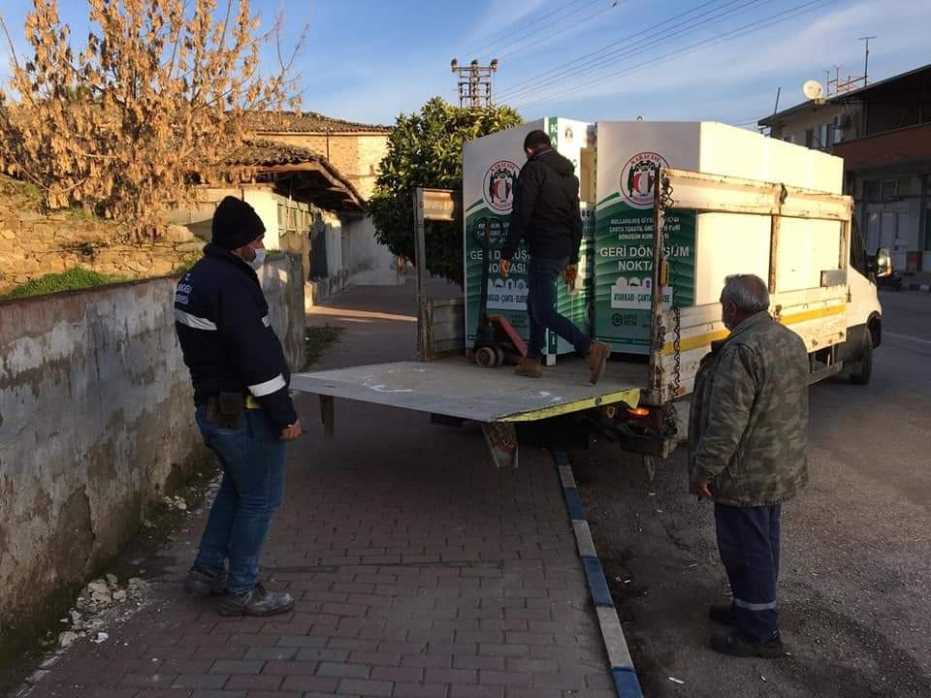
843, 218, 892, 384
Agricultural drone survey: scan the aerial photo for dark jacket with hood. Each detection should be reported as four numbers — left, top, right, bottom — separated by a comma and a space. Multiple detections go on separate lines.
501, 147, 583, 264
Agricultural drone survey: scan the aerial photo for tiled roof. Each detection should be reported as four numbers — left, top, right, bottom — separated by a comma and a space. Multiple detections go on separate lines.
227, 139, 323, 167
249, 110, 392, 134
224, 140, 364, 210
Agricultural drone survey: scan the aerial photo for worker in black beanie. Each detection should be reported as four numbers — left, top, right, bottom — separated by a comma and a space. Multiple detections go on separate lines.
211, 195, 266, 251
173, 195, 301, 617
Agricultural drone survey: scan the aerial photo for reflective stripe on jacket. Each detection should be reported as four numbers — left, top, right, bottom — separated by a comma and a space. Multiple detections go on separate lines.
174, 244, 297, 430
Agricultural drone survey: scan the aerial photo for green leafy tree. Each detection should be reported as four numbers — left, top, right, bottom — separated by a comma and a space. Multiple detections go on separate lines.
369, 97, 521, 285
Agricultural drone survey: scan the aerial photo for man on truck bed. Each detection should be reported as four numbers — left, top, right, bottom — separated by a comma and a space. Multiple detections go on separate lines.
689, 274, 809, 658
499, 129, 610, 384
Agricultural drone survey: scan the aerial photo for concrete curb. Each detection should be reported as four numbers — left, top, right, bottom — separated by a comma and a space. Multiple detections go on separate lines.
552, 450, 643, 698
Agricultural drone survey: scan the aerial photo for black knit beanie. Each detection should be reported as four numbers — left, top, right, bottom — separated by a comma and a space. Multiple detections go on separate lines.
211, 196, 266, 250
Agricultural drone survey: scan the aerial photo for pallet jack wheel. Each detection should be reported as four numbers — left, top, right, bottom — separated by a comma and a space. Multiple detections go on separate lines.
475, 346, 498, 368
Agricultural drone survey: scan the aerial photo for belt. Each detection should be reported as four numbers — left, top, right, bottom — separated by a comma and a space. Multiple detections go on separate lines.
202, 393, 262, 410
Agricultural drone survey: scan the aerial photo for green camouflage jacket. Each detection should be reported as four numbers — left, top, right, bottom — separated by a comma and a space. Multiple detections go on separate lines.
688, 311, 810, 506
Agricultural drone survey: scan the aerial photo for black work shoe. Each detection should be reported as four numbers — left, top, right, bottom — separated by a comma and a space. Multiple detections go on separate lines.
709, 603, 736, 626
184, 566, 228, 597
217, 583, 294, 617
710, 631, 785, 659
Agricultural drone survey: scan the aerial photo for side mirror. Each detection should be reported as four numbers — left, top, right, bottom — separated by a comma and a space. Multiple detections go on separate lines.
875, 247, 893, 278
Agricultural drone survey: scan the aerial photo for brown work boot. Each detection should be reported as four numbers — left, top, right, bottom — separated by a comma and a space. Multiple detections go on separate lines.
515, 356, 544, 378
586, 342, 610, 385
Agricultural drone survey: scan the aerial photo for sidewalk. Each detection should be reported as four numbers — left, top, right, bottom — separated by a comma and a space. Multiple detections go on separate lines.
22, 281, 615, 698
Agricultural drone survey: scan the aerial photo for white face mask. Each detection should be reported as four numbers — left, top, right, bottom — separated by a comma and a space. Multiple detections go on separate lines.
250, 248, 266, 270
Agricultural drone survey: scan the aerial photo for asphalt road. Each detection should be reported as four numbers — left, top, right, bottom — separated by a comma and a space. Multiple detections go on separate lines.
577, 290, 931, 698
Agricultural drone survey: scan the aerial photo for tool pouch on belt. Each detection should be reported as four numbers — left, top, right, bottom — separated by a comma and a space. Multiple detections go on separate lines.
206, 392, 245, 429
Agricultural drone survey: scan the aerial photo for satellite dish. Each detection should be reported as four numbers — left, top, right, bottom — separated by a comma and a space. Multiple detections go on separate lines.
803, 80, 824, 100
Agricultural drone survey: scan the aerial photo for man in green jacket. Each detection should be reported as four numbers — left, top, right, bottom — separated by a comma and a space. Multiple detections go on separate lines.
689, 274, 809, 658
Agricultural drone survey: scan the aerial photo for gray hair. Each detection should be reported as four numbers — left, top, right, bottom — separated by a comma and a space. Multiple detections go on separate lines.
721, 274, 770, 313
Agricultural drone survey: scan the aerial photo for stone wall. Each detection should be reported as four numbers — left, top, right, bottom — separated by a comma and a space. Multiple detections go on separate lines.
0, 254, 305, 632
0, 178, 202, 295
0, 279, 205, 631
258, 252, 306, 371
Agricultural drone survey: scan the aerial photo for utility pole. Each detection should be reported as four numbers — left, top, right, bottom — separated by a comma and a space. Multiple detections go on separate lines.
450, 58, 499, 108
859, 36, 877, 86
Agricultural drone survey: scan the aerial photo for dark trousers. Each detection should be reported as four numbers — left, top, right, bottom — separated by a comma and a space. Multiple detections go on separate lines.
714, 503, 781, 642
526, 256, 592, 359
193, 406, 286, 594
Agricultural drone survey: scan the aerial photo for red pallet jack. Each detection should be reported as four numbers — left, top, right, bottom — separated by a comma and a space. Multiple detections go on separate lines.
472, 218, 527, 369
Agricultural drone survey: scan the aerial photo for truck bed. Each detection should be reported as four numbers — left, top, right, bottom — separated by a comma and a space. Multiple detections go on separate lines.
291, 357, 647, 423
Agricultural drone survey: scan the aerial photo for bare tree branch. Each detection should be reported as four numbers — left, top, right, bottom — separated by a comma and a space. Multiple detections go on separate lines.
0, 13, 20, 71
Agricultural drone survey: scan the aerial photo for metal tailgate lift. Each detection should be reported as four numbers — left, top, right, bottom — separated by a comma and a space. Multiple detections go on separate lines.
292, 187, 643, 467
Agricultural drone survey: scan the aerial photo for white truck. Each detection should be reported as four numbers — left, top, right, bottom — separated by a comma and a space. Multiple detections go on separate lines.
292, 121, 891, 463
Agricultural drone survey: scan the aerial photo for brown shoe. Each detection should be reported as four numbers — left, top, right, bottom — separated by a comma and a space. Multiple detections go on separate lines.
515, 356, 544, 378
586, 342, 610, 385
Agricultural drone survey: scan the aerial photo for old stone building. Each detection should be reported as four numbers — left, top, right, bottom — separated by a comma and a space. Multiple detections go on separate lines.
0, 111, 398, 297
243, 111, 400, 292
250, 111, 392, 201
170, 139, 365, 291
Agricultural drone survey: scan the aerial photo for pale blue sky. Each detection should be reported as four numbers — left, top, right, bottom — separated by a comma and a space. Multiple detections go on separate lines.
2, 0, 929, 127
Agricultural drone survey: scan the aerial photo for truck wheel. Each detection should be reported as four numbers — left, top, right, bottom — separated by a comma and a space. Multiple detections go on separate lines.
850, 332, 873, 385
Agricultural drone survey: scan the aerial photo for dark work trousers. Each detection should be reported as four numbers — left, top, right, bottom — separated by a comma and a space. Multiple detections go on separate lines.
193, 406, 286, 595
714, 502, 782, 642
526, 256, 592, 359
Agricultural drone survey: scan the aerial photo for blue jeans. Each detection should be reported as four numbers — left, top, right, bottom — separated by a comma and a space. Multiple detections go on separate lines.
715, 503, 782, 642
193, 406, 286, 594
526, 256, 592, 359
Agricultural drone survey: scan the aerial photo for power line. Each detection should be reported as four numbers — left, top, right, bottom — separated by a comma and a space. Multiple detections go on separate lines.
494, 1, 622, 62
464, 0, 595, 60
495, 0, 735, 100
514, 0, 832, 107
498, 0, 767, 103
491, 0, 603, 60
465, 0, 591, 58
520, 0, 832, 107
516, 0, 829, 107
496, 0, 748, 102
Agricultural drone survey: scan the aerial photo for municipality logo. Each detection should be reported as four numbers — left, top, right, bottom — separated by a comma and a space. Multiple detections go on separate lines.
620, 152, 669, 209
483, 160, 520, 213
